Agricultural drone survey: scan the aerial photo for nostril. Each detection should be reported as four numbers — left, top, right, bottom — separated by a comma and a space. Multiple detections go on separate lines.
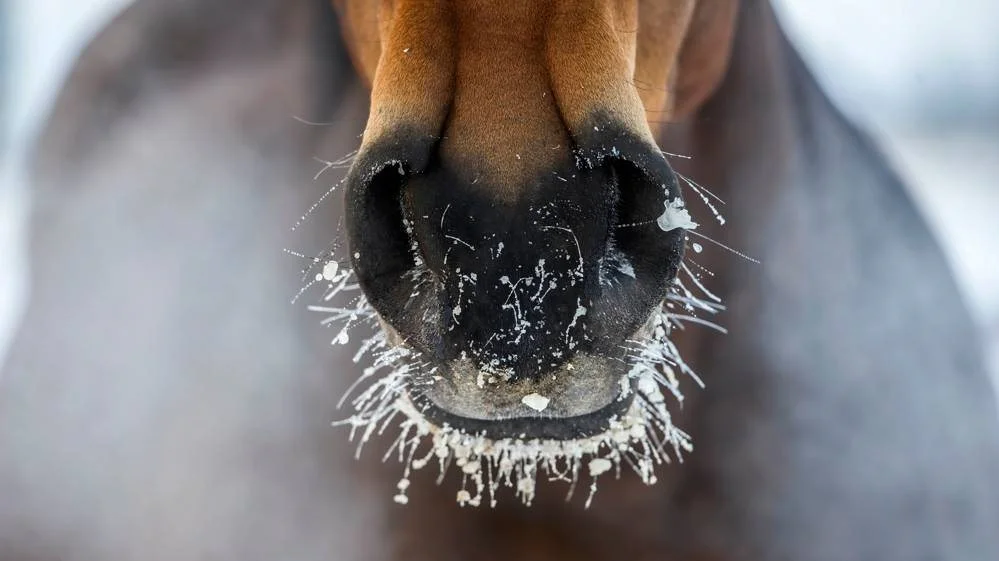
346, 162, 411, 283
344, 128, 443, 287
610, 159, 685, 275
568, 121, 687, 281
345, 150, 444, 355
574, 141, 687, 352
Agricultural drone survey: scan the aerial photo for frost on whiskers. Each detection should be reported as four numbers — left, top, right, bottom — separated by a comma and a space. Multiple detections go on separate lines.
306, 253, 722, 509
299, 150, 728, 509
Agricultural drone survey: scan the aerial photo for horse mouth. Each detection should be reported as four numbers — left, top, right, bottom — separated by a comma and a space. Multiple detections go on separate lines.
410, 353, 637, 441
317, 285, 707, 507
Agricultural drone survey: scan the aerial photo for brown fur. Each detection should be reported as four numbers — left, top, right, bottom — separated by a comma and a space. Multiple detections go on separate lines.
335, 0, 737, 188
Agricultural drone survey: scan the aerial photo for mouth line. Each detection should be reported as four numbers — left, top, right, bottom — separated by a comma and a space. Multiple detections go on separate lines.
409, 379, 637, 441
409, 348, 638, 440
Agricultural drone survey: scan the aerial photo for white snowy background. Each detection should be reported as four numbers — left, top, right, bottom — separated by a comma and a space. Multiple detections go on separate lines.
1, 1, 997, 385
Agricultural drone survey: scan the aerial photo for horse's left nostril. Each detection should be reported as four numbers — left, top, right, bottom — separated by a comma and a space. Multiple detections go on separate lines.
580, 156, 686, 352
564, 125, 688, 353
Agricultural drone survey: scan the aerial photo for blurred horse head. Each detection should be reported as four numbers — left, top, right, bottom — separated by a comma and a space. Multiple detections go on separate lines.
2, 1, 997, 560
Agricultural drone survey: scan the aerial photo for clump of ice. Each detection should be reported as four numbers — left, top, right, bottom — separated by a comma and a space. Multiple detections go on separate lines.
657, 197, 698, 232
322, 261, 339, 281
588, 458, 613, 476
521, 393, 551, 412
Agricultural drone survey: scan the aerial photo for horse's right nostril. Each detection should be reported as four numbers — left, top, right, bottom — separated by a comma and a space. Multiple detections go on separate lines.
345, 127, 442, 287
346, 161, 411, 284
344, 140, 446, 355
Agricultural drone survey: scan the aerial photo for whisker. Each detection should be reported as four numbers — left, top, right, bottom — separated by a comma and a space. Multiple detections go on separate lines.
665, 314, 728, 334
298, 148, 729, 508
660, 150, 693, 160
292, 115, 339, 126
679, 262, 724, 304
676, 171, 726, 228
686, 230, 760, 264
676, 170, 725, 205
292, 176, 348, 232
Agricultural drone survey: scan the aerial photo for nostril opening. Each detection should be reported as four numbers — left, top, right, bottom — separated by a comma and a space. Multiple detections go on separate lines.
585, 156, 685, 352
609, 159, 685, 275
570, 120, 685, 287
614, 161, 666, 246
347, 163, 413, 282
345, 159, 443, 348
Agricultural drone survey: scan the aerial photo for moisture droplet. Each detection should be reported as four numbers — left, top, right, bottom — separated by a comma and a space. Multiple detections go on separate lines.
322, 261, 339, 280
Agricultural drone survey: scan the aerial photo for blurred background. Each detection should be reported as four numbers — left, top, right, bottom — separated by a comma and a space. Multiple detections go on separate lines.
1, 0, 997, 378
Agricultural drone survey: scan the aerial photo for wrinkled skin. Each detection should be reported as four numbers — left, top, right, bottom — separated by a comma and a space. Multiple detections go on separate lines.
2, 1, 998, 560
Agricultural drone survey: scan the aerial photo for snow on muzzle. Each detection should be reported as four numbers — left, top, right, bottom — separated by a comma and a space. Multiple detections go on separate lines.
323, 122, 708, 507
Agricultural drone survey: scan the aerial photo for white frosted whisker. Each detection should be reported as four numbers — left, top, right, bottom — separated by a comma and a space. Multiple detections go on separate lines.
301, 180, 724, 507
686, 230, 760, 264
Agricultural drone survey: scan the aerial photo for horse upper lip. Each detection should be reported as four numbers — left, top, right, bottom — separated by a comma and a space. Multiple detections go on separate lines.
411, 371, 637, 441
419, 353, 629, 419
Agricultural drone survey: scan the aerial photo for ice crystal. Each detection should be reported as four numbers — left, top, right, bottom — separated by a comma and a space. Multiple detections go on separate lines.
308, 253, 722, 508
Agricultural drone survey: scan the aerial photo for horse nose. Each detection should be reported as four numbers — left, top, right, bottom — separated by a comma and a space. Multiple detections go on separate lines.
345, 122, 687, 380
343, 2, 690, 375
